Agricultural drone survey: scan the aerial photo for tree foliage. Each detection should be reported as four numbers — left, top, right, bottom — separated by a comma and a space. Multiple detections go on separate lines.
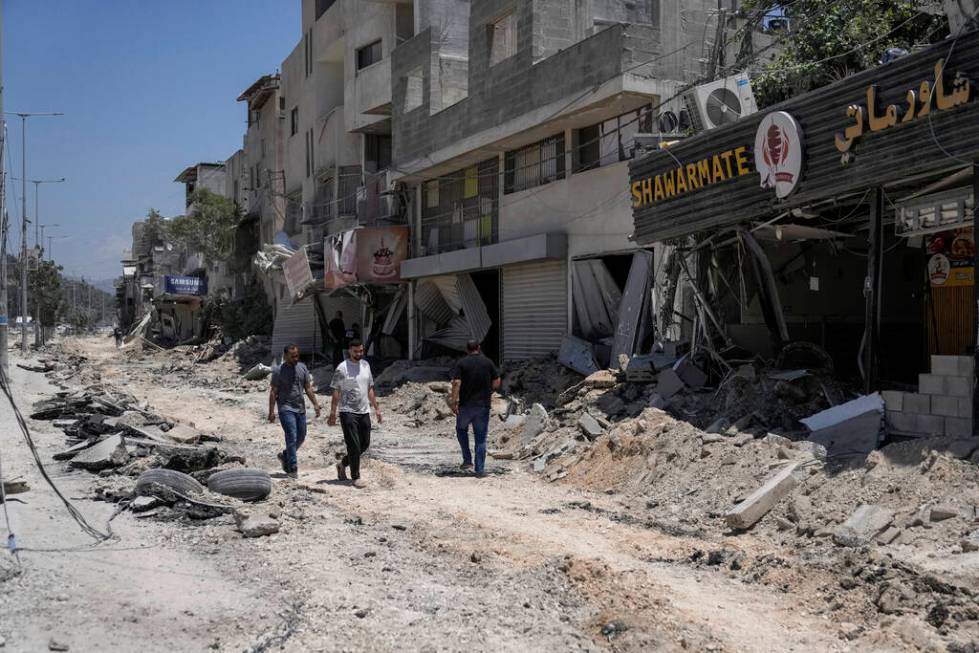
141, 208, 169, 248
166, 188, 241, 264
29, 259, 65, 327
743, 0, 948, 107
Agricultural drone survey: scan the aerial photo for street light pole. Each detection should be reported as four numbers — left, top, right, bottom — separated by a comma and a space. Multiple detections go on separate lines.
28, 179, 63, 346
7, 111, 64, 354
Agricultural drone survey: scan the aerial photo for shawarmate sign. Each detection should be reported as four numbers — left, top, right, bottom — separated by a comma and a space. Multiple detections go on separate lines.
283, 248, 314, 299
629, 30, 979, 245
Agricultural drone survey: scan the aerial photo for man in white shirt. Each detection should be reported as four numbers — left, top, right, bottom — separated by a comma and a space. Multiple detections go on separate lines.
328, 339, 382, 488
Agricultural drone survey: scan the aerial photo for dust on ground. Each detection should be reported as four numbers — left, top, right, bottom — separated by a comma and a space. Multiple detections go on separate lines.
1, 335, 977, 651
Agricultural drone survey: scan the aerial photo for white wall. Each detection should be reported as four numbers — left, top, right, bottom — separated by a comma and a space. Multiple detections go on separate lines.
500, 159, 635, 259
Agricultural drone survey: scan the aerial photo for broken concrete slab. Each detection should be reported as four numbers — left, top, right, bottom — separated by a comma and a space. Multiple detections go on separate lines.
624, 355, 657, 383
523, 404, 549, 440
805, 407, 882, 457
164, 424, 201, 445
503, 414, 526, 429
243, 363, 272, 380
577, 413, 605, 440
930, 505, 958, 522
705, 417, 731, 434
69, 434, 129, 471
877, 526, 902, 545
725, 462, 802, 530
647, 393, 668, 410
731, 433, 754, 447
833, 504, 895, 547
52, 440, 96, 461
656, 368, 685, 399
235, 511, 280, 538
675, 359, 707, 388
583, 370, 616, 389
130, 496, 163, 513
558, 335, 599, 376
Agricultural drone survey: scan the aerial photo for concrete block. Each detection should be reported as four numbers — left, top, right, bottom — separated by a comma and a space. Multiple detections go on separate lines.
945, 416, 973, 437
919, 374, 945, 395
946, 375, 973, 398
881, 390, 903, 412
960, 399, 974, 418
675, 360, 707, 389
959, 356, 976, 377
915, 414, 945, 435
886, 410, 918, 433
69, 434, 129, 470
903, 393, 931, 414
930, 505, 959, 522
931, 395, 959, 417
577, 413, 605, 440
808, 410, 881, 456
932, 355, 960, 376
877, 526, 902, 545
656, 368, 685, 398
833, 504, 895, 547
725, 462, 801, 530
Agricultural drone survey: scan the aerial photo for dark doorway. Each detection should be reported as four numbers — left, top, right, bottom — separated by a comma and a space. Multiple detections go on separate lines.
471, 269, 501, 363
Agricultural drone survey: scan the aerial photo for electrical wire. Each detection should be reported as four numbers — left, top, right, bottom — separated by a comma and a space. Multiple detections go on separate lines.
0, 365, 112, 543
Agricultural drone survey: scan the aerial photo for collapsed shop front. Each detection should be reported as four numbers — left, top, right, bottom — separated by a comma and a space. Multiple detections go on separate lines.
629, 30, 979, 439
153, 275, 208, 343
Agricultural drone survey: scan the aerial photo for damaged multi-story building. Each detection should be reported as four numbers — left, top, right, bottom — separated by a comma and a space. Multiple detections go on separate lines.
392, 0, 767, 363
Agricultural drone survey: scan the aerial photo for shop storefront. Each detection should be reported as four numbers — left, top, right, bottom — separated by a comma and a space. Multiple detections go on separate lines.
629, 29, 979, 437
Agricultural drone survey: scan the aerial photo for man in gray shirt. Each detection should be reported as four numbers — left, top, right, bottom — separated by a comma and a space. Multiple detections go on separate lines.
268, 344, 321, 478
328, 338, 381, 488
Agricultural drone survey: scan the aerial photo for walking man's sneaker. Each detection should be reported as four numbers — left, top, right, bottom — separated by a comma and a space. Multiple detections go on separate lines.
277, 451, 288, 473
336, 461, 348, 481
460, 462, 474, 471
287, 470, 299, 480
352, 478, 367, 489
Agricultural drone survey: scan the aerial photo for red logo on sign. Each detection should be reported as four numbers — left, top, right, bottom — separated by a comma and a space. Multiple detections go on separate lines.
763, 124, 795, 184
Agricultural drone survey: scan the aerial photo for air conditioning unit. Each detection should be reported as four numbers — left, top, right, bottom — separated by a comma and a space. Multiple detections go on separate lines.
682, 74, 758, 132
654, 97, 693, 136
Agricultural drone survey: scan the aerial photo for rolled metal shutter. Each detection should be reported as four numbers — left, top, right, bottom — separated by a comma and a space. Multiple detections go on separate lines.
502, 260, 567, 362
272, 298, 322, 358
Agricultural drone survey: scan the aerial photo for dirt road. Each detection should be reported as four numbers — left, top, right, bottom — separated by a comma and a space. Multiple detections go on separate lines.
0, 336, 950, 651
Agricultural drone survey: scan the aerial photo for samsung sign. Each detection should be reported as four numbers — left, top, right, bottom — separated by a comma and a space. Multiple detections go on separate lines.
164, 275, 207, 296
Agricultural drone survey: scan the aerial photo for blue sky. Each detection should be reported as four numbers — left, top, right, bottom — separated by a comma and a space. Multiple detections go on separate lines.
4, 0, 300, 282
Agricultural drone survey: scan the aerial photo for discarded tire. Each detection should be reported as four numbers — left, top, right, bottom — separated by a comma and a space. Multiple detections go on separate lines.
207, 468, 272, 502
135, 469, 204, 497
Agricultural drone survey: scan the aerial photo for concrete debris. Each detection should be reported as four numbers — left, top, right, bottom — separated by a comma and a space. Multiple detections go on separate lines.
674, 359, 707, 389
930, 505, 959, 522
243, 363, 272, 380
725, 462, 802, 530
876, 526, 902, 545
834, 505, 895, 547
577, 413, 605, 440
164, 424, 202, 445
705, 417, 730, 434
647, 393, 668, 410
47, 638, 69, 651
131, 496, 163, 512
558, 335, 599, 376
584, 370, 616, 389
235, 511, 280, 538
1, 480, 29, 495
524, 404, 549, 440
655, 368, 685, 399
69, 434, 129, 470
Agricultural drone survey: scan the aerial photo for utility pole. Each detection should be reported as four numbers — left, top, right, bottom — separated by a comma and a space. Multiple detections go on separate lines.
0, 0, 7, 379
29, 179, 63, 345
8, 111, 63, 353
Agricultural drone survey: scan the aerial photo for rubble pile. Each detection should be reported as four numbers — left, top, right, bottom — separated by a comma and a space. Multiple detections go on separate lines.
387, 381, 456, 425
30, 378, 277, 535
217, 334, 271, 368
501, 355, 583, 410
374, 357, 454, 391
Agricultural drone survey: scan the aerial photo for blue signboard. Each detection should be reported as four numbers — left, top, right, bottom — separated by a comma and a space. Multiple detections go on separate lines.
164, 275, 207, 296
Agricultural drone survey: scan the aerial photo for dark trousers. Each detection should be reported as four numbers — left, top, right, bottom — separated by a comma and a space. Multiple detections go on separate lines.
339, 412, 372, 480
279, 410, 308, 473
456, 403, 490, 473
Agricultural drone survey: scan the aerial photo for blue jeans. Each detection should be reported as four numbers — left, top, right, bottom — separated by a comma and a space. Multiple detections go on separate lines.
279, 410, 307, 472
456, 403, 490, 473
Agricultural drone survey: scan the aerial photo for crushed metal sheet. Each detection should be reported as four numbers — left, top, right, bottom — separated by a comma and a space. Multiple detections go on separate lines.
558, 335, 599, 376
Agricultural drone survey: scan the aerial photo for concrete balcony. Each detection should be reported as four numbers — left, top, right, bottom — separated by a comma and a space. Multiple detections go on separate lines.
345, 57, 392, 133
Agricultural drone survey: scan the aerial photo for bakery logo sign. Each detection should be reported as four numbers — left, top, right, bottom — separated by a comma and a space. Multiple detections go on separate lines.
754, 111, 805, 199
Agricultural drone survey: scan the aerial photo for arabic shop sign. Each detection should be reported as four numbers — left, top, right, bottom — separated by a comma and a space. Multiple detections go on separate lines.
163, 275, 207, 296
631, 145, 752, 209
835, 61, 973, 161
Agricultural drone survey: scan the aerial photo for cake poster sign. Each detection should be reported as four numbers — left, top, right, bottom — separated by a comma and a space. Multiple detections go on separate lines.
926, 227, 974, 288
355, 226, 409, 284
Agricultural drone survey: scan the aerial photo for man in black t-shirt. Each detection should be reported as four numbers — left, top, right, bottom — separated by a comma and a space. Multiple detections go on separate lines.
448, 340, 501, 477
328, 311, 346, 365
